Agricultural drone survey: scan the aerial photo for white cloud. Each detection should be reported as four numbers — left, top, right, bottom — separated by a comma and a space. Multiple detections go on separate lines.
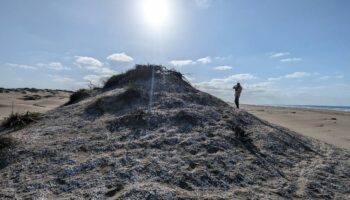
215, 55, 232, 60
194, 0, 212, 8
6, 63, 38, 70
285, 72, 310, 79
270, 52, 290, 58
194, 73, 256, 91
169, 60, 196, 67
335, 75, 344, 79
75, 56, 103, 68
94, 67, 117, 75
83, 74, 112, 86
48, 75, 75, 83
197, 56, 211, 64
184, 75, 195, 82
318, 75, 344, 80
48, 62, 70, 71
268, 76, 283, 81
74, 55, 116, 75
107, 53, 134, 62
214, 66, 232, 70
280, 58, 303, 63
228, 73, 256, 81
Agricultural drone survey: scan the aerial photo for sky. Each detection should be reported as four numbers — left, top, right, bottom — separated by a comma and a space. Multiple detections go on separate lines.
0, 0, 349, 106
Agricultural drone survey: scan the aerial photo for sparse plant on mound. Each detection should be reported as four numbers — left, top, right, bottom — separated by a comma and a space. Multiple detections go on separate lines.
103, 64, 164, 89
65, 89, 90, 105
0, 136, 16, 150
174, 110, 198, 125
120, 87, 142, 102
1, 112, 42, 129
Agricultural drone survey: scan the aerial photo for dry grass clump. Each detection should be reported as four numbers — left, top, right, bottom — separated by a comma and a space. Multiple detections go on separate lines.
119, 87, 142, 102
0, 136, 16, 150
65, 89, 90, 105
174, 110, 198, 125
103, 65, 164, 89
1, 112, 42, 129
20, 95, 42, 100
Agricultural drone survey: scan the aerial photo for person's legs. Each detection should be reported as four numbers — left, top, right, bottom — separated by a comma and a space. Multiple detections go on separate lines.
235, 96, 239, 109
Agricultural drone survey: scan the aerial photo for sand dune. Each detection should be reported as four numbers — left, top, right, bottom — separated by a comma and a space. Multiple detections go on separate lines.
1, 66, 349, 199
0, 88, 71, 120
242, 104, 350, 150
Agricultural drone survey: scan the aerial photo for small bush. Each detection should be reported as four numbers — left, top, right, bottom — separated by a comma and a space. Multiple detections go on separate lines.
65, 89, 90, 105
174, 110, 198, 125
1, 112, 42, 129
103, 65, 163, 89
20, 95, 41, 101
0, 136, 16, 150
119, 87, 142, 102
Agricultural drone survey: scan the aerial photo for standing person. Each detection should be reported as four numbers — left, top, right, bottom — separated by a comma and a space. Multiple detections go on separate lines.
233, 83, 242, 109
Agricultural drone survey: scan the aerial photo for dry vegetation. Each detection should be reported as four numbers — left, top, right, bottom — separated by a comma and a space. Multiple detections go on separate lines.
1, 112, 42, 130
0, 65, 349, 199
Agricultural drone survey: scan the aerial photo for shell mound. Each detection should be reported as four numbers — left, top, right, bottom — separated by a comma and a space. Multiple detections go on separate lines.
0, 65, 349, 199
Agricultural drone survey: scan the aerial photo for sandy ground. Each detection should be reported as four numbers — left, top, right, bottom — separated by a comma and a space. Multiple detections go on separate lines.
242, 104, 350, 150
0, 88, 71, 121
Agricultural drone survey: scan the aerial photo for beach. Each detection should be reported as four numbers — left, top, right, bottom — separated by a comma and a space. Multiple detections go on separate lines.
0, 88, 71, 121
242, 104, 350, 150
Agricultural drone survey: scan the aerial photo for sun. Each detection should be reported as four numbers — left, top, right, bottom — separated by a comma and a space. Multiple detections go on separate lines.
140, 0, 171, 28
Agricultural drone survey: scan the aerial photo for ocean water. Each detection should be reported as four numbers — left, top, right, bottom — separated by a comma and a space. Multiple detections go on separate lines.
272, 105, 350, 112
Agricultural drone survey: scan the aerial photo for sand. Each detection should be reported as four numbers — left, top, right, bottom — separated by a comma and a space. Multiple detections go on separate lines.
0, 88, 71, 121
1, 66, 349, 199
242, 104, 350, 150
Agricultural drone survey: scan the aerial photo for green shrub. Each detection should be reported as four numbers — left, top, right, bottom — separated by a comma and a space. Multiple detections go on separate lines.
65, 89, 90, 105
1, 112, 42, 129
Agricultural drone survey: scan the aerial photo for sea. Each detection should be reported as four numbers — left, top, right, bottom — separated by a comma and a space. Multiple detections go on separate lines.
271, 105, 350, 112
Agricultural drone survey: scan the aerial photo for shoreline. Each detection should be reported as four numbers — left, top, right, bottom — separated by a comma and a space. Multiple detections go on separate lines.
242, 104, 350, 150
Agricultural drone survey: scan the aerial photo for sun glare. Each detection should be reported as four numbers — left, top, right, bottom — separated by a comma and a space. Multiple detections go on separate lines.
140, 0, 171, 28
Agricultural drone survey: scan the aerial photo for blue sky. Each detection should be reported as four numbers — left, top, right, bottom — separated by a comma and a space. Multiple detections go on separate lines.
0, 0, 349, 105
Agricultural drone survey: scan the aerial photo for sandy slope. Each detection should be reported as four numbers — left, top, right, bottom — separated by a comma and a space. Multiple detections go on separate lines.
0, 88, 71, 120
1, 66, 349, 199
242, 104, 350, 150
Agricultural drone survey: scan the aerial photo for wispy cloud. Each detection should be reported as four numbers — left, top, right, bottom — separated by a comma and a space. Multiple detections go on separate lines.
280, 58, 303, 63
74, 55, 116, 76
214, 66, 232, 70
194, 0, 212, 8
107, 53, 134, 62
285, 72, 310, 78
197, 56, 211, 64
184, 75, 195, 82
268, 76, 283, 81
94, 67, 117, 75
195, 73, 256, 91
318, 75, 344, 80
75, 56, 103, 68
215, 55, 232, 60
47, 62, 70, 71
6, 63, 38, 70
48, 75, 75, 83
270, 52, 290, 58
170, 59, 196, 67
83, 74, 112, 86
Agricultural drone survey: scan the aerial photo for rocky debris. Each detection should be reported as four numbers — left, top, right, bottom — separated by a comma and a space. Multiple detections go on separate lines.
0, 65, 349, 199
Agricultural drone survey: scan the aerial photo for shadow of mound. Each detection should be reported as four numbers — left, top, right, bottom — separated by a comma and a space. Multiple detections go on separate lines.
85, 88, 148, 117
